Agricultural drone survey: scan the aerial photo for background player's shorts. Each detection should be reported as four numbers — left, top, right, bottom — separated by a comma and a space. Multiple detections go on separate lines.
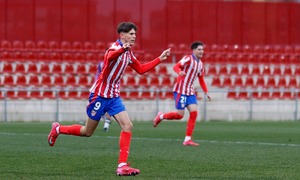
173, 92, 197, 110
86, 93, 126, 121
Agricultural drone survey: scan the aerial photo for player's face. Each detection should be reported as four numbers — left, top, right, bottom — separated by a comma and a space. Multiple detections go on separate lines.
121, 29, 136, 47
193, 45, 204, 59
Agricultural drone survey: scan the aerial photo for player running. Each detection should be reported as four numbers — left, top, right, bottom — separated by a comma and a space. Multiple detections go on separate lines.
48, 22, 171, 176
153, 41, 211, 146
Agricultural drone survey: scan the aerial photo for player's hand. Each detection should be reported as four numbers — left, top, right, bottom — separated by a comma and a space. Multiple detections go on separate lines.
206, 93, 212, 101
123, 43, 131, 50
159, 48, 171, 61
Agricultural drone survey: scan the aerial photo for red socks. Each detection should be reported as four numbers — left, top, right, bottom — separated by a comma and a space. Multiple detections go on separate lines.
163, 112, 183, 120
186, 111, 198, 136
118, 131, 132, 164
59, 124, 82, 136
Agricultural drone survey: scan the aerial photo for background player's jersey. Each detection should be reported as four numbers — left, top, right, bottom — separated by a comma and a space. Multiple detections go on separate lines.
89, 40, 136, 98
173, 54, 204, 95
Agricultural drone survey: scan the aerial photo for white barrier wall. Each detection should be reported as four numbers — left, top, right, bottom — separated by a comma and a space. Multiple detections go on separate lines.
1, 96, 299, 122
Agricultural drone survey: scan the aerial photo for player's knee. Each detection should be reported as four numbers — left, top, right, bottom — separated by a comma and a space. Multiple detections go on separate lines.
82, 130, 94, 137
122, 122, 133, 132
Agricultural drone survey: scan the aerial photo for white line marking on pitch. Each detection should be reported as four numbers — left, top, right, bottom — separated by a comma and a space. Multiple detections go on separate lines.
1, 132, 299, 147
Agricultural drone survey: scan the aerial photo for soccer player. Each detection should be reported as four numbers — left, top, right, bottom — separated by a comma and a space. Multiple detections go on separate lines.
48, 22, 171, 176
153, 41, 211, 146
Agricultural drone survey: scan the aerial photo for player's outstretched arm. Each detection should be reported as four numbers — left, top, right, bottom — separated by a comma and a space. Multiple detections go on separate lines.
130, 48, 171, 74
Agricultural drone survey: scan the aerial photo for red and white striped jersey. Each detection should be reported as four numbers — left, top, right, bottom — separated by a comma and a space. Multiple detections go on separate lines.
89, 40, 135, 98
173, 54, 205, 95
89, 40, 161, 98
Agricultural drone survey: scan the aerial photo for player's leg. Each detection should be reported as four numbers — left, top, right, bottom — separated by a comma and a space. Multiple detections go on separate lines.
183, 102, 199, 146
103, 113, 112, 132
48, 93, 103, 146
106, 97, 139, 176
48, 117, 99, 146
153, 92, 185, 127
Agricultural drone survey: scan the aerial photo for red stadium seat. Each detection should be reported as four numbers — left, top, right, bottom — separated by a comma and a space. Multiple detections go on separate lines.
161, 76, 173, 88
72, 41, 83, 51
78, 75, 90, 87
37, 41, 48, 51
255, 76, 265, 87
251, 91, 260, 99
79, 91, 90, 99
1, 40, 12, 50
229, 66, 239, 75
165, 91, 174, 99
288, 77, 298, 87
251, 65, 260, 75
222, 76, 232, 87
43, 91, 55, 99
28, 75, 40, 87
261, 91, 271, 99
76, 64, 87, 74
2, 63, 14, 73
12, 40, 24, 51
138, 76, 149, 87
207, 66, 217, 75
17, 90, 30, 99
129, 91, 141, 100
211, 76, 221, 87
84, 42, 95, 51
271, 91, 281, 99
237, 91, 249, 100
218, 65, 228, 75
64, 64, 74, 74
65, 76, 77, 86
277, 77, 287, 88
227, 91, 237, 99
141, 91, 154, 99
61, 41, 72, 52
74, 52, 84, 62
58, 91, 68, 99
48, 41, 60, 50
266, 76, 276, 87
89, 64, 98, 74
3, 75, 14, 86
233, 76, 243, 87
125, 76, 137, 87
95, 42, 106, 51
295, 66, 300, 76
272, 66, 281, 75
29, 91, 42, 99
53, 75, 64, 86
261, 66, 271, 75
240, 65, 250, 75
120, 91, 129, 100
24, 40, 35, 51
149, 76, 160, 87
282, 91, 294, 100
86, 52, 97, 62
40, 75, 52, 87
27, 63, 38, 74
39, 64, 51, 74
52, 64, 63, 74
244, 76, 254, 87
282, 66, 293, 75
68, 91, 80, 99
156, 65, 168, 75
6, 90, 17, 99
15, 75, 27, 86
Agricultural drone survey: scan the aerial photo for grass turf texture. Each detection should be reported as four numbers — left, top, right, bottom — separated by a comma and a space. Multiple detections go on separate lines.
0, 121, 299, 180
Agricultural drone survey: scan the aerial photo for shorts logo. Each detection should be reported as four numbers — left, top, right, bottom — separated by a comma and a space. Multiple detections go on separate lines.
91, 110, 97, 116
181, 103, 185, 108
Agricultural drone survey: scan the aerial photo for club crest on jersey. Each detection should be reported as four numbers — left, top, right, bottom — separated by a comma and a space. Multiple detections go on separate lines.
91, 110, 97, 116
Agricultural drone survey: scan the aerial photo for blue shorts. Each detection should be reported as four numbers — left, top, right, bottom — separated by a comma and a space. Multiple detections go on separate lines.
173, 92, 197, 110
86, 93, 126, 121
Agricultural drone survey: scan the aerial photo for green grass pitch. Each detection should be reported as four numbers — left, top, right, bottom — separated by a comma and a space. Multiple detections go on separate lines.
0, 120, 300, 179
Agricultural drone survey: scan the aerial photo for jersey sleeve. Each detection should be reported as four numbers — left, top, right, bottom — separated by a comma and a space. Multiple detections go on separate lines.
129, 52, 161, 74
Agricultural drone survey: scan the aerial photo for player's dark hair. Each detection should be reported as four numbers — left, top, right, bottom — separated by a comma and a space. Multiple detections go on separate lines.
191, 41, 204, 50
117, 22, 137, 34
